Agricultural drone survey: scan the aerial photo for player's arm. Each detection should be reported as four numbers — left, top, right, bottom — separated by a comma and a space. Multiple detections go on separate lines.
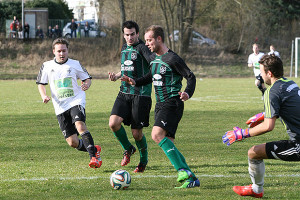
108, 71, 122, 81
172, 59, 196, 101
81, 78, 91, 91
222, 117, 276, 146
38, 84, 51, 104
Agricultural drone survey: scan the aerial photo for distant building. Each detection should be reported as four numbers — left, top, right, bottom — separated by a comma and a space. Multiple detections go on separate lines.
64, 0, 99, 22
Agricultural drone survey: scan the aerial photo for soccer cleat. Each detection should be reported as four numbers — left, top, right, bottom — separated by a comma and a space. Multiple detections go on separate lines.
95, 145, 102, 167
177, 169, 192, 183
175, 178, 200, 189
89, 157, 101, 169
233, 185, 263, 198
121, 146, 136, 166
133, 162, 147, 173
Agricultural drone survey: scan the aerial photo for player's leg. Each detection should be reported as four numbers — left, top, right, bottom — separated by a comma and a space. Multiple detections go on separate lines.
132, 129, 147, 172
255, 75, 266, 95
131, 95, 151, 172
72, 105, 101, 168
233, 143, 266, 197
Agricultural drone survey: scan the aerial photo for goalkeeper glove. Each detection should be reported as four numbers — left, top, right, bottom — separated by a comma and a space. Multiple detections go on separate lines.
246, 112, 264, 128
222, 127, 250, 146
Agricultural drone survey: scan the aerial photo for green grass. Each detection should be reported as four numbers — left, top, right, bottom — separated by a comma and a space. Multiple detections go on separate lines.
1, 78, 300, 200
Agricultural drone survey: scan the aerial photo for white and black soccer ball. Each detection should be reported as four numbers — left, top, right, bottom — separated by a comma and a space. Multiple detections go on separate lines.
110, 170, 131, 190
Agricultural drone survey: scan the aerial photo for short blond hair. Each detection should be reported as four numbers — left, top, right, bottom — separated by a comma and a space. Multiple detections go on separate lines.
52, 37, 69, 49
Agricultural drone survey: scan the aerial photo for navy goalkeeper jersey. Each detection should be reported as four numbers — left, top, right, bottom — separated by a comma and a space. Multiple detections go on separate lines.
264, 77, 300, 142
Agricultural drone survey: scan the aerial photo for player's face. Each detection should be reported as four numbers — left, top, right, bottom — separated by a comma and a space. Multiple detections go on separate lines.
144, 31, 158, 53
260, 64, 271, 85
123, 28, 139, 46
253, 45, 259, 54
53, 44, 68, 63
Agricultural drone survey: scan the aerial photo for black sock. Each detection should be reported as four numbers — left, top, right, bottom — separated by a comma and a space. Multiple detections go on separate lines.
81, 131, 95, 158
76, 139, 88, 152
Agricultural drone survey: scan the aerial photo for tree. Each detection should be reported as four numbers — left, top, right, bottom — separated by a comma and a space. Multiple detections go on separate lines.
25, 0, 73, 19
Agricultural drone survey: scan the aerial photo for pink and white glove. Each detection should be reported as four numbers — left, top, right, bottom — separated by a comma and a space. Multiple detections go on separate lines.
222, 127, 250, 146
246, 112, 264, 128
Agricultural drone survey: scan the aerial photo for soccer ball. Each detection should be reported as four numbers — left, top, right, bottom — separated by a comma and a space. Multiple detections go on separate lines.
110, 170, 131, 190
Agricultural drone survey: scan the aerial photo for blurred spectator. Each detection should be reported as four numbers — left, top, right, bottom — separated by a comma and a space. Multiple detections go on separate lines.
70, 19, 78, 38
84, 21, 90, 37
268, 45, 280, 58
47, 26, 53, 38
24, 23, 30, 39
53, 25, 62, 38
18, 24, 23, 39
10, 20, 17, 38
36, 25, 44, 39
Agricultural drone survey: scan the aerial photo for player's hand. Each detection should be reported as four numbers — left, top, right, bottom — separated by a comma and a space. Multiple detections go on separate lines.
81, 81, 90, 91
108, 72, 118, 81
178, 91, 189, 101
120, 75, 136, 85
42, 95, 51, 104
246, 112, 264, 128
222, 127, 250, 146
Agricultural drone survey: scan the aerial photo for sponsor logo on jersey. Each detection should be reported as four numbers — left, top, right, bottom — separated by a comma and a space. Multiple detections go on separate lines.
121, 65, 134, 71
160, 66, 166, 74
153, 74, 162, 80
124, 60, 133, 66
153, 81, 163, 86
131, 52, 137, 60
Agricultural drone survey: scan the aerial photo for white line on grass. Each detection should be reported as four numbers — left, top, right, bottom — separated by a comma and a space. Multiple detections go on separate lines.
2, 174, 300, 182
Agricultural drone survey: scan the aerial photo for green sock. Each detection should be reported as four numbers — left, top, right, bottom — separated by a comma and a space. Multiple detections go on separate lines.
113, 125, 131, 150
135, 134, 148, 164
159, 137, 195, 178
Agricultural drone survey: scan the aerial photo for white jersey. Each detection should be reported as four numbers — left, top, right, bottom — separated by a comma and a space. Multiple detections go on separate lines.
268, 50, 280, 58
248, 52, 264, 76
36, 58, 91, 115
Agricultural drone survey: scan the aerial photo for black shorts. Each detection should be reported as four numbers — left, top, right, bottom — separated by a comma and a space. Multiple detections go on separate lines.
111, 92, 152, 129
154, 96, 184, 138
255, 74, 264, 83
57, 105, 86, 139
266, 140, 300, 161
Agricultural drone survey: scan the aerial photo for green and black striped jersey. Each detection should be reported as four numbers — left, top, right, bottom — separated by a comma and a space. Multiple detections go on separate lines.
120, 39, 153, 96
135, 49, 196, 102
264, 77, 300, 142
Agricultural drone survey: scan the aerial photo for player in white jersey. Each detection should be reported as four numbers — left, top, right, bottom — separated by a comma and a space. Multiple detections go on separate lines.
36, 38, 102, 169
268, 45, 280, 58
248, 43, 266, 96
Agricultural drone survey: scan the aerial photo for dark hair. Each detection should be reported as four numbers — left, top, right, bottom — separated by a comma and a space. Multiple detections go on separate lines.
259, 54, 283, 78
52, 37, 69, 49
122, 21, 139, 33
145, 25, 165, 42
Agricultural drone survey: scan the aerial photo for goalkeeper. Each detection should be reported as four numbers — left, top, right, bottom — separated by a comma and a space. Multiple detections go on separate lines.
222, 54, 300, 198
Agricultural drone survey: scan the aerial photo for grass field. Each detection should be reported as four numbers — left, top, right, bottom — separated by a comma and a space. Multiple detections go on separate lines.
1, 78, 300, 200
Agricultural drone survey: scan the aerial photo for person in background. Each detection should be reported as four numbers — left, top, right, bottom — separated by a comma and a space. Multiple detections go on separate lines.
70, 19, 78, 38
84, 21, 90, 37
268, 45, 280, 58
17, 23, 23, 39
248, 43, 266, 97
24, 22, 30, 39
36, 37, 102, 169
54, 25, 62, 38
35, 25, 44, 39
47, 26, 53, 39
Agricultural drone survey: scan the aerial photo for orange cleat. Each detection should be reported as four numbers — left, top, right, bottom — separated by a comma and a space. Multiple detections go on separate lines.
121, 146, 136, 166
89, 157, 101, 168
233, 185, 263, 198
133, 162, 147, 173
95, 145, 102, 167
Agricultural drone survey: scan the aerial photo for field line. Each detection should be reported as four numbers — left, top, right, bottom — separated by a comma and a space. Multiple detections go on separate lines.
2, 174, 300, 182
